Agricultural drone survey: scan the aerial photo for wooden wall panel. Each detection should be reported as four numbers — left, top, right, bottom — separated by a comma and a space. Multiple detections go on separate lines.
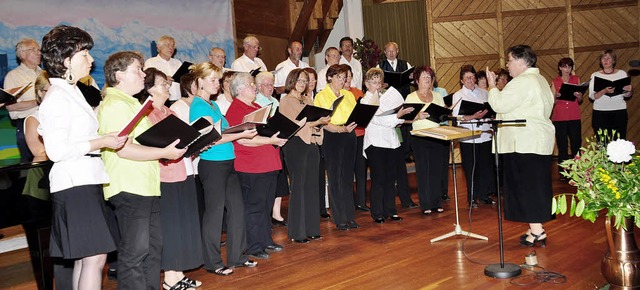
572, 7, 638, 47
502, 13, 568, 51
432, 20, 499, 58
425, 0, 640, 146
502, 0, 565, 11
432, 0, 496, 18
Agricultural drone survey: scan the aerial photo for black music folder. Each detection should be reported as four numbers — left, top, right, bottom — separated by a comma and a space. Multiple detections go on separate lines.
256, 111, 306, 139
424, 103, 453, 123
384, 67, 414, 89
558, 82, 588, 101
443, 93, 453, 107
457, 100, 496, 119
377, 103, 426, 120
296, 96, 344, 121
0, 83, 31, 105
172, 61, 194, 81
344, 103, 379, 128
593, 76, 631, 97
136, 115, 222, 158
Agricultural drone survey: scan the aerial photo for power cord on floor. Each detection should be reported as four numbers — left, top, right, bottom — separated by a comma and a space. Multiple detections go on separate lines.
509, 263, 567, 286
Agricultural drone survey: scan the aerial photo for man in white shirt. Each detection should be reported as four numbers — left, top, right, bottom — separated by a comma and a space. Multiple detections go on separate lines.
339, 37, 362, 90
4, 38, 42, 162
316, 47, 341, 92
208, 47, 229, 71
274, 41, 309, 95
231, 36, 268, 73
144, 35, 183, 102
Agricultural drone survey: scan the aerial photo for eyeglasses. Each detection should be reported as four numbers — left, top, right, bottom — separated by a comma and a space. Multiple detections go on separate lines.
21, 48, 40, 54
334, 75, 347, 81
296, 79, 309, 84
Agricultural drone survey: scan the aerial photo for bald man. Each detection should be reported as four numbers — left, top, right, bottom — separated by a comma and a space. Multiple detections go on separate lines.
274, 41, 309, 95
231, 36, 268, 73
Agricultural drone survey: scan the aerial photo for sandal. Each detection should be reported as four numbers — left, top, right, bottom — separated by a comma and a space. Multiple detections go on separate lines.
163, 281, 193, 290
180, 276, 202, 288
234, 260, 258, 268
208, 266, 233, 276
423, 209, 432, 215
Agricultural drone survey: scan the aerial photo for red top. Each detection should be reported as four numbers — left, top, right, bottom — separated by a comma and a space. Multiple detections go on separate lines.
349, 87, 366, 137
226, 98, 282, 173
551, 75, 581, 121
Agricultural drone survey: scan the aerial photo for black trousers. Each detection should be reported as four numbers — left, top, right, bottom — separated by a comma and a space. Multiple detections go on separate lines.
366, 146, 400, 219
322, 131, 356, 225
460, 141, 496, 203
283, 137, 321, 240
14, 118, 33, 163
354, 135, 368, 207
109, 192, 162, 290
411, 136, 449, 210
318, 146, 328, 214
238, 171, 278, 254
553, 119, 582, 171
592, 109, 627, 140
198, 160, 247, 270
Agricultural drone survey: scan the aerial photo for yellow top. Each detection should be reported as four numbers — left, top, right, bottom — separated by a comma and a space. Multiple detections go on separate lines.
488, 67, 555, 155
97, 87, 160, 199
313, 85, 357, 125
405, 90, 445, 131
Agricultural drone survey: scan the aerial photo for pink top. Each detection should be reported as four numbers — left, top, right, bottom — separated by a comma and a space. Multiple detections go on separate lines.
551, 75, 581, 121
148, 106, 187, 183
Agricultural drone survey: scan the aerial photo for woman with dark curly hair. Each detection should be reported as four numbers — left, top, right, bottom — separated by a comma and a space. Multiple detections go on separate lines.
38, 25, 127, 290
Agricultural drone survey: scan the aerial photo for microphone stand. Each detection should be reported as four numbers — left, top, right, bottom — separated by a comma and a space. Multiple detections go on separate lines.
459, 118, 525, 279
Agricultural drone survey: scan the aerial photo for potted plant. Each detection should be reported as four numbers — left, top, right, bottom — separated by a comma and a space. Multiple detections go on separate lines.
552, 131, 639, 288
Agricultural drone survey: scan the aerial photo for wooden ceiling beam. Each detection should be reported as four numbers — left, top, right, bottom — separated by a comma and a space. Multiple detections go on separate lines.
291, 0, 318, 42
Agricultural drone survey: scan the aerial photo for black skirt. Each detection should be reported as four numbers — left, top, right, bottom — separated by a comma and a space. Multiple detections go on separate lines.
160, 176, 204, 270
49, 185, 116, 259
503, 153, 554, 223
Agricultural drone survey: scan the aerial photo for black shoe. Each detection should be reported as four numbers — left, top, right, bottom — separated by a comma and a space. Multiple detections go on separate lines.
271, 218, 288, 227
403, 203, 419, 209
107, 269, 117, 280
265, 244, 283, 252
249, 251, 270, 260
308, 235, 323, 240
347, 220, 360, 228
355, 205, 370, 212
520, 231, 547, 247
441, 194, 450, 201
373, 217, 385, 224
387, 215, 403, 222
481, 197, 496, 204
320, 212, 331, 219
291, 238, 310, 243
336, 223, 349, 231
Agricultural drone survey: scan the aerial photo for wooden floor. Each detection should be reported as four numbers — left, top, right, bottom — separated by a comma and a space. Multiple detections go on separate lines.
0, 163, 610, 290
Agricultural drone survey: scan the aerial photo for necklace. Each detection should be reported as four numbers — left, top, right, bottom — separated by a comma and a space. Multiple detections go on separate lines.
602, 68, 615, 74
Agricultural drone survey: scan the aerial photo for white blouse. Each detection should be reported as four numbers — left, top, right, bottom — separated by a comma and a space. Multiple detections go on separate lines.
361, 91, 404, 158
38, 78, 109, 192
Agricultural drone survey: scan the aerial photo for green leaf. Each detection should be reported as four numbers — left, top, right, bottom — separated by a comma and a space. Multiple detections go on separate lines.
552, 196, 557, 214
570, 196, 576, 217
559, 194, 568, 215
575, 199, 585, 216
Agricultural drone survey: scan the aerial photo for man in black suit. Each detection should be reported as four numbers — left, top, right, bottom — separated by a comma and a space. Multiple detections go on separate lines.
376, 42, 418, 209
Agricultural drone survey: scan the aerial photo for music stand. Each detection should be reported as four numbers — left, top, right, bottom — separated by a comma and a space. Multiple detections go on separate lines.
411, 126, 488, 242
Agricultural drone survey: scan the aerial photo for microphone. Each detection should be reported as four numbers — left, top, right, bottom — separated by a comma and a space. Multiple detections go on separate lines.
630, 60, 640, 67
439, 115, 458, 126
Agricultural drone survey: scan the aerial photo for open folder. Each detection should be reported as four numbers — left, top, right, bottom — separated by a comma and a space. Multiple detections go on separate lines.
424, 103, 453, 123
593, 76, 631, 97
384, 67, 414, 90
458, 100, 496, 118
0, 82, 32, 105
135, 115, 222, 158
344, 102, 379, 128
295, 96, 344, 122
118, 98, 154, 137
558, 81, 589, 101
